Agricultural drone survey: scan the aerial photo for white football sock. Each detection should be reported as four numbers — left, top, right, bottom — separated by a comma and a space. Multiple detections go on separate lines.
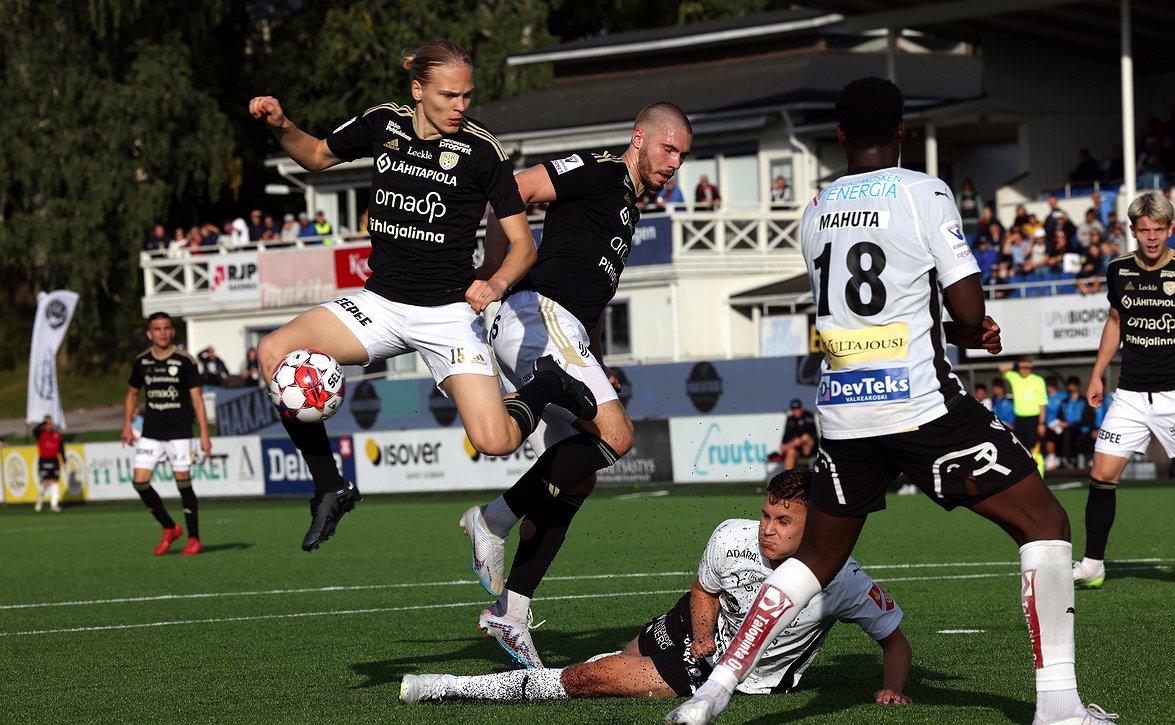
1020, 540, 1082, 721
483, 496, 520, 538
495, 588, 532, 622
48, 482, 60, 508
713, 557, 822, 689
450, 668, 567, 701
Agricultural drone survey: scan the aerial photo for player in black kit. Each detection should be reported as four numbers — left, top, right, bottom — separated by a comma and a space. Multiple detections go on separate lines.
459, 103, 693, 668
1074, 191, 1175, 588
249, 40, 596, 551
121, 312, 212, 556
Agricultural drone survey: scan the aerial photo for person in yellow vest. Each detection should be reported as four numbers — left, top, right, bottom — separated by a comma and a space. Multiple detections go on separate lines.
1001, 357, 1048, 453
313, 209, 334, 245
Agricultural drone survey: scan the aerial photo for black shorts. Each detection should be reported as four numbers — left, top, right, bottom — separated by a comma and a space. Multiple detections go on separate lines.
810, 395, 1039, 516
636, 593, 713, 697
37, 458, 60, 481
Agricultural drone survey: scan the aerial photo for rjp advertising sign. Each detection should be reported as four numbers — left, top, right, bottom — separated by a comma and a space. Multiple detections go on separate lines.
209, 252, 261, 304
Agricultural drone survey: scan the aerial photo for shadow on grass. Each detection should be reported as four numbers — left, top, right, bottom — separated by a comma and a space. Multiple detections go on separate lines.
1110, 561, 1174, 583
189, 542, 254, 554
350, 624, 642, 690
739, 655, 1034, 724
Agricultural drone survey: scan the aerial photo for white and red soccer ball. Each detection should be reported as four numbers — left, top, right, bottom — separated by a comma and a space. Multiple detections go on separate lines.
268, 349, 345, 423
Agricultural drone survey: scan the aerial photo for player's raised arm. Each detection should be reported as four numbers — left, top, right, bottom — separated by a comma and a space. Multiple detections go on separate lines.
248, 96, 342, 173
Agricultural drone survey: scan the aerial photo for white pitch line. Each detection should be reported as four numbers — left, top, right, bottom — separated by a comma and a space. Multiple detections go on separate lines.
0, 589, 683, 638
939, 629, 986, 634
1, 558, 1169, 611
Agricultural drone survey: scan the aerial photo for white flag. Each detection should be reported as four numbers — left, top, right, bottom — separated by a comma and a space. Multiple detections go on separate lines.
26, 290, 79, 428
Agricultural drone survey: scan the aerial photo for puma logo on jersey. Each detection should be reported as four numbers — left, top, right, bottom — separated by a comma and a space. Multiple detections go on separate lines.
934, 191, 949, 197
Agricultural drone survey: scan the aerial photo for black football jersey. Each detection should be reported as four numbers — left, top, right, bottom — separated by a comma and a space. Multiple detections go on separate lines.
326, 104, 526, 306
1105, 251, 1175, 392
515, 151, 639, 328
128, 347, 202, 440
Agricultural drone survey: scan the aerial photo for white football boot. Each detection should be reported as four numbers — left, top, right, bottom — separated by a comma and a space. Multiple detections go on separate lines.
479, 606, 544, 669
664, 680, 733, 724
1072, 559, 1106, 589
459, 505, 506, 597
1033, 703, 1119, 724
400, 674, 453, 704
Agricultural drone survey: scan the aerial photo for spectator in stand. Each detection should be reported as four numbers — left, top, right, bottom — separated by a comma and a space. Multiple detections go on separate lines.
167, 227, 189, 259
147, 224, 169, 252
658, 177, 685, 211
1002, 225, 1030, 273
775, 399, 818, 470
1011, 204, 1031, 229
956, 178, 982, 242
975, 206, 1003, 242
1021, 212, 1044, 240
311, 209, 334, 244
197, 346, 227, 388
261, 214, 280, 241
1075, 208, 1105, 250
769, 176, 793, 208
247, 209, 266, 241
1076, 240, 1105, 295
1058, 377, 1093, 470
199, 223, 220, 250
296, 211, 316, 241
1045, 229, 1074, 272
1043, 197, 1077, 242
186, 226, 208, 256
694, 174, 721, 211
991, 378, 1015, 428
973, 235, 999, 285
1089, 189, 1112, 224
1022, 228, 1049, 275
241, 347, 262, 386
224, 217, 250, 248
973, 382, 992, 411
1137, 137, 1166, 188
1069, 148, 1101, 186
1101, 144, 1125, 184
279, 213, 300, 244
1043, 376, 1066, 471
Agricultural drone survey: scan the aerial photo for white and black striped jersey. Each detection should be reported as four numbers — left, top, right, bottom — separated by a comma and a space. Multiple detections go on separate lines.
1105, 250, 1175, 392
128, 347, 202, 441
800, 167, 980, 438
326, 104, 526, 306
697, 519, 902, 695
514, 151, 639, 329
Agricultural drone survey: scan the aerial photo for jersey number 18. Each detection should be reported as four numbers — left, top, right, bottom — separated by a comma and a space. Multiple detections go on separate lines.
814, 241, 887, 316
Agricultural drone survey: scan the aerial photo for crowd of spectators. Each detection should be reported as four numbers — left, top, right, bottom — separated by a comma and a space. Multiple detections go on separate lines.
965, 190, 1126, 297
977, 373, 1107, 472
145, 208, 367, 257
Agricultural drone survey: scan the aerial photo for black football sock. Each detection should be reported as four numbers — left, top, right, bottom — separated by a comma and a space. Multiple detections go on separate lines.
178, 481, 200, 540
505, 372, 563, 439
281, 417, 343, 495
505, 493, 585, 598
1083, 479, 1117, 560
501, 434, 618, 518
133, 482, 176, 529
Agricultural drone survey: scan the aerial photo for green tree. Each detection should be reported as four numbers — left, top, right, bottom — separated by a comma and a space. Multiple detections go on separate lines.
0, 0, 237, 366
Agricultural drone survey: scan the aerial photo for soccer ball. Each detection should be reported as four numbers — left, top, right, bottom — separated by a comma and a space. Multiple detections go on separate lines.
268, 349, 346, 423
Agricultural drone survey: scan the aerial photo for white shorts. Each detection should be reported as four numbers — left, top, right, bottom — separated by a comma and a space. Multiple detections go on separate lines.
321, 289, 498, 389
1094, 388, 1175, 458
134, 437, 194, 473
493, 290, 619, 454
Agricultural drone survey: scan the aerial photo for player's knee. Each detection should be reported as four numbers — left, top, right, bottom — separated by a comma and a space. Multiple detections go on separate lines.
466, 425, 515, 457
257, 335, 288, 380
560, 663, 602, 697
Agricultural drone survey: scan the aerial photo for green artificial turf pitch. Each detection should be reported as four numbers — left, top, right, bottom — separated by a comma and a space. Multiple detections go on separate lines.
2, 480, 1172, 724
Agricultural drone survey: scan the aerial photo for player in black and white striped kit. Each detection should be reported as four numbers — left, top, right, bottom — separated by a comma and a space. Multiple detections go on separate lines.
249, 40, 596, 552
458, 104, 693, 668
668, 77, 1115, 725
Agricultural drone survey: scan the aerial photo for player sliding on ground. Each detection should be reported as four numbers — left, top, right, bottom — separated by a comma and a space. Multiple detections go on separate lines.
403, 470, 911, 707
665, 76, 1117, 725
